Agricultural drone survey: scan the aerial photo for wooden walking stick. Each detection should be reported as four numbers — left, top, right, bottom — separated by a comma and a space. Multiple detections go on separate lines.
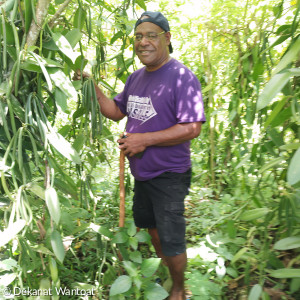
119, 149, 125, 227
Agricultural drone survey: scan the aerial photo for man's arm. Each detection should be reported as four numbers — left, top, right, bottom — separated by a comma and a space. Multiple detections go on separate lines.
118, 122, 202, 157
94, 84, 126, 121
74, 71, 125, 121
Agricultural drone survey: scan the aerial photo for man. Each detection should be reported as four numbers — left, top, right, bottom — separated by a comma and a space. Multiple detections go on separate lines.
77, 11, 206, 300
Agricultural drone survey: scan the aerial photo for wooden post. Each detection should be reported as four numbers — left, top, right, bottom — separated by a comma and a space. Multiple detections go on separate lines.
119, 150, 125, 227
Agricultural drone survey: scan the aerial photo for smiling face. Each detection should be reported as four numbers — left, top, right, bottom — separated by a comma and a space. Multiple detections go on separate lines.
134, 21, 171, 72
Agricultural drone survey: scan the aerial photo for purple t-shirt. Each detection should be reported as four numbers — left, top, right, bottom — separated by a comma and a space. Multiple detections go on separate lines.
114, 58, 206, 181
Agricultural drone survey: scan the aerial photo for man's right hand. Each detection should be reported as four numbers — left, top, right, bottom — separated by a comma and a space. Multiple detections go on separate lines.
73, 70, 91, 81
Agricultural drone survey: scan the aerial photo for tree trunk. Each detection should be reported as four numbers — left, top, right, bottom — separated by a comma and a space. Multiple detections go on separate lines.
26, 0, 51, 47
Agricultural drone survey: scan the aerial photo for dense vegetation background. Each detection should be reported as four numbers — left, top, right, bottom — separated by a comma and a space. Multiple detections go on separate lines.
0, 0, 299, 299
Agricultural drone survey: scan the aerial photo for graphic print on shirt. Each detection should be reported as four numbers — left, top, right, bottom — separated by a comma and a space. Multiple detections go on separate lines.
127, 95, 157, 124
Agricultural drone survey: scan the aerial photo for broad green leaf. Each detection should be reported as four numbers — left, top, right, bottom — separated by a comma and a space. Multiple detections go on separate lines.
287, 147, 300, 185
123, 261, 138, 277
65, 28, 82, 48
27, 182, 45, 200
135, 230, 151, 243
129, 236, 138, 250
109, 275, 132, 296
257, 71, 291, 111
55, 88, 68, 112
89, 223, 113, 238
52, 32, 79, 63
129, 251, 142, 264
0, 273, 17, 287
0, 220, 26, 247
263, 98, 286, 129
30, 52, 53, 91
74, 7, 87, 30
141, 258, 161, 277
231, 247, 248, 264
127, 220, 137, 237
145, 283, 169, 300
110, 31, 124, 45
45, 187, 61, 225
136, 0, 147, 10
72, 133, 86, 152
51, 230, 65, 263
239, 208, 270, 221
269, 268, 300, 278
47, 68, 77, 100
274, 236, 300, 250
248, 284, 262, 300
46, 131, 81, 164
24, 0, 33, 33
112, 231, 129, 244
30, 244, 54, 256
257, 68, 300, 110
273, 36, 300, 75
258, 157, 285, 173
0, 258, 18, 271
280, 143, 300, 151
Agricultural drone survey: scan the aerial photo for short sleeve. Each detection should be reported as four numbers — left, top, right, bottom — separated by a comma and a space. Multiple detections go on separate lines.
175, 68, 206, 124
114, 75, 132, 115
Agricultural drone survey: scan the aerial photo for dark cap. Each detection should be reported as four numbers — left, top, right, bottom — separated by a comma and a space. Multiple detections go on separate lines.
135, 11, 173, 53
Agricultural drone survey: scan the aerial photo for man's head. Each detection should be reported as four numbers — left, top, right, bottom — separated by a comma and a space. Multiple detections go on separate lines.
134, 11, 172, 71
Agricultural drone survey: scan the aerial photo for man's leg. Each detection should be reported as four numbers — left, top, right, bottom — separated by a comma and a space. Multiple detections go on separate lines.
165, 252, 187, 300
148, 228, 187, 300
148, 227, 168, 266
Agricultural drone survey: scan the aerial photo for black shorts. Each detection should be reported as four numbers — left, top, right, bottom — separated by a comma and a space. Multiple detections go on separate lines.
132, 169, 191, 256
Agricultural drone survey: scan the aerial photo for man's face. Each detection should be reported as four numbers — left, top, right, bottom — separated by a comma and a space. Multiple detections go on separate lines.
134, 21, 171, 72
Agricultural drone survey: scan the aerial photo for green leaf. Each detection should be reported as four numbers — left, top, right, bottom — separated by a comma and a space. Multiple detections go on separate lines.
112, 231, 129, 244
0, 220, 26, 247
136, 0, 147, 10
258, 157, 285, 173
239, 208, 270, 221
46, 131, 81, 164
45, 187, 61, 225
72, 133, 86, 152
257, 71, 291, 111
65, 28, 83, 49
141, 258, 161, 277
248, 284, 262, 300
231, 247, 248, 264
50, 230, 65, 263
0, 258, 18, 271
30, 52, 53, 91
135, 230, 151, 243
47, 68, 77, 100
74, 7, 87, 30
274, 236, 300, 250
257, 68, 300, 111
110, 31, 124, 45
129, 251, 142, 264
123, 261, 138, 277
144, 283, 169, 300
89, 223, 113, 239
273, 36, 300, 75
52, 32, 79, 64
27, 183, 45, 200
55, 88, 68, 112
287, 147, 300, 185
269, 268, 300, 278
109, 275, 132, 296
127, 220, 137, 237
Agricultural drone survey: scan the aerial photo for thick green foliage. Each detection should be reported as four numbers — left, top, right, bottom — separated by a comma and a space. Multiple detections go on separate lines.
0, 0, 299, 299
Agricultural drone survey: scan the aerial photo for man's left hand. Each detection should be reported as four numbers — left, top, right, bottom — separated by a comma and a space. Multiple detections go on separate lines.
118, 133, 146, 157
